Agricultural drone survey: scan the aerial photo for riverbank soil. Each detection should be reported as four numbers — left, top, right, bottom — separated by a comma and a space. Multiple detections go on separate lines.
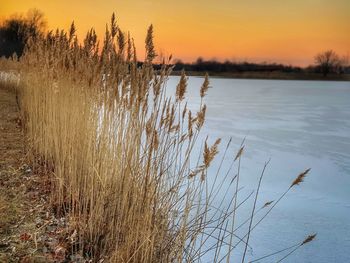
0, 86, 68, 262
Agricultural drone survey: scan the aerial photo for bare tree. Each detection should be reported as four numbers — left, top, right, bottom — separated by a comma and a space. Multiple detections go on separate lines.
25, 9, 47, 38
0, 9, 46, 58
314, 50, 340, 77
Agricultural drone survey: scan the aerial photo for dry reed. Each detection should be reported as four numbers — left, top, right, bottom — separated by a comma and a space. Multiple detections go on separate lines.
0, 14, 315, 262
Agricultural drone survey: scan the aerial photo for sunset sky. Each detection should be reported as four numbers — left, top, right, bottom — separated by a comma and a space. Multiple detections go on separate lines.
1, 0, 349, 66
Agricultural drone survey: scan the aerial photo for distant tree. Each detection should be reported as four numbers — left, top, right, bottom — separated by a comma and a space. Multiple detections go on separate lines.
0, 9, 46, 58
337, 55, 349, 74
314, 50, 340, 76
196, 57, 204, 65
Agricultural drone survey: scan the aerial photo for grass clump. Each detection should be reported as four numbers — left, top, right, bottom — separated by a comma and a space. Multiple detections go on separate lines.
0, 13, 315, 262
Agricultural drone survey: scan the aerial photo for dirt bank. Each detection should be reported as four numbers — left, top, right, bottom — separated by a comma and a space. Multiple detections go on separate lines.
0, 86, 70, 262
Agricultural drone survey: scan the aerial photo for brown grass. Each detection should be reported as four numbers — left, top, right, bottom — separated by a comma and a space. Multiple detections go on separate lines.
0, 14, 315, 262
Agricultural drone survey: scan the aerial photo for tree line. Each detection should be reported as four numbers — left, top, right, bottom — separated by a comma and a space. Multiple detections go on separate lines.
172, 52, 349, 77
172, 58, 303, 73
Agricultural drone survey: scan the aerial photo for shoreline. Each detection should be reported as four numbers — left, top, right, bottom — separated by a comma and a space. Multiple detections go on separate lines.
171, 70, 350, 81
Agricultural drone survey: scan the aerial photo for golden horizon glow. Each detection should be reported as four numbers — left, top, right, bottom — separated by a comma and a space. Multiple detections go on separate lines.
1, 0, 349, 66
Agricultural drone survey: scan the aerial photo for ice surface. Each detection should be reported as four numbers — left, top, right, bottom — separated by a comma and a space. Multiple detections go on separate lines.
166, 76, 350, 262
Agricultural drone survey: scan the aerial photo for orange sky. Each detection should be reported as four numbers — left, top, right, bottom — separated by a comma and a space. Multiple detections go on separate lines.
1, 0, 349, 66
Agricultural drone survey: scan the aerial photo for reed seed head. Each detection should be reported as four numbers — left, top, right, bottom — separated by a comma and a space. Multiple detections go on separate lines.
176, 70, 187, 101
200, 73, 209, 98
301, 234, 317, 245
291, 168, 311, 188
234, 146, 244, 161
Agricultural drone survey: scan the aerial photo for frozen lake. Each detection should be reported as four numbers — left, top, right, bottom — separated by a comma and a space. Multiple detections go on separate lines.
167, 77, 350, 262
